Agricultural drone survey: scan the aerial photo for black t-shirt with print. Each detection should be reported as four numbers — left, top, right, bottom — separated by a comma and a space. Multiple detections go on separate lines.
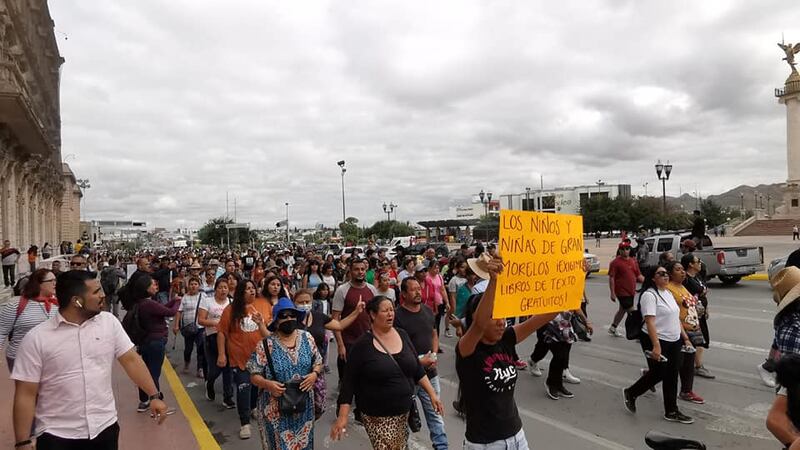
456, 326, 522, 443
302, 311, 332, 351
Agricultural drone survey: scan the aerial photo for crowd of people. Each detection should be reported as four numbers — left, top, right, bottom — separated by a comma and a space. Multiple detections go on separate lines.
1, 236, 800, 449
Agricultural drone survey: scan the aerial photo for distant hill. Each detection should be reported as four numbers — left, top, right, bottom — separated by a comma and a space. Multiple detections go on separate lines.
664, 183, 784, 211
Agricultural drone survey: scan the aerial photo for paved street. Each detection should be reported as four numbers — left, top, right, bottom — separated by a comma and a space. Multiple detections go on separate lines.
166, 276, 781, 450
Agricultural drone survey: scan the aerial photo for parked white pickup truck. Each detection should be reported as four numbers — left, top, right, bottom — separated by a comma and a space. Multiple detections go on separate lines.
641, 233, 764, 285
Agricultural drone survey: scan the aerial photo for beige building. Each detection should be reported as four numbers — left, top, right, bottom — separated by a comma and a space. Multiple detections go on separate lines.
60, 163, 80, 242
0, 1, 77, 250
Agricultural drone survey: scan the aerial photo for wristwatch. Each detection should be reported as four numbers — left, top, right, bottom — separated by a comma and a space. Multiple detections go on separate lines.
148, 392, 163, 401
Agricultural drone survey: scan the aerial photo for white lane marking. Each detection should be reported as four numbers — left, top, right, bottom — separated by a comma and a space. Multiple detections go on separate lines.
710, 341, 768, 355
707, 313, 773, 324
437, 376, 633, 450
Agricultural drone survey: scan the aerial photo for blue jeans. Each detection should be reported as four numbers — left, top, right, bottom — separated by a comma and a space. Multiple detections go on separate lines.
463, 429, 529, 450
232, 367, 258, 426
138, 338, 166, 403
417, 375, 448, 450
204, 334, 233, 401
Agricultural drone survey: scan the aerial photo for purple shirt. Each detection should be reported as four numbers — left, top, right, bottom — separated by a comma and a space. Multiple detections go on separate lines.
138, 297, 179, 342
11, 312, 135, 439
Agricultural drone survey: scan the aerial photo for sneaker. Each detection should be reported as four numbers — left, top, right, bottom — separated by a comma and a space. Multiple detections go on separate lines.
137, 401, 150, 413
545, 384, 560, 400
563, 369, 581, 384
529, 360, 543, 377
622, 388, 636, 414
205, 381, 215, 401
679, 391, 705, 404
556, 386, 574, 398
757, 363, 777, 388
640, 368, 656, 393
239, 424, 252, 439
664, 411, 694, 424
514, 360, 528, 370
196, 369, 204, 379
608, 325, 618, 336
445, 329, 454, 338
615, 327, 625, 337
222, 398, 236, 409
694, 366, 715, 379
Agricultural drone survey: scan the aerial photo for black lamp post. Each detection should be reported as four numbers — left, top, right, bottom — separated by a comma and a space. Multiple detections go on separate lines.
479, 189, 493, 215
525, 187, 531, 211
740, 192, 744, 211
337, 160, 346, 224
382, 202, 396, 221
655, 160, 673, 213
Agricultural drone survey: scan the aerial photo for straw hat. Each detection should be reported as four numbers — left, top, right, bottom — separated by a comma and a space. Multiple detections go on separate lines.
189, 262, 202, 270
772, 266, 800, 313
467, 253, 492, 280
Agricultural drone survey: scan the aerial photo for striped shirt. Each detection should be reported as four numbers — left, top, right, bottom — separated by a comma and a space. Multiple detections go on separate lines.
0, 297, 59, 359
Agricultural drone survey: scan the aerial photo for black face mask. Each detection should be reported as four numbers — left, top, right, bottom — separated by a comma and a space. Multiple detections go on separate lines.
277, 319, 297, 335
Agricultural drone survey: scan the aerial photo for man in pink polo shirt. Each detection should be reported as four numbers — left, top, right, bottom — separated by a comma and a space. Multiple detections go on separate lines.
11, 270, 169, 450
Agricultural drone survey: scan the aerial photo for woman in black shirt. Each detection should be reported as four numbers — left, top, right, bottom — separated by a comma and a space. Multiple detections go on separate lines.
456, 255, 556, 447
681, 253, 714, 379
331, 295, 444, 449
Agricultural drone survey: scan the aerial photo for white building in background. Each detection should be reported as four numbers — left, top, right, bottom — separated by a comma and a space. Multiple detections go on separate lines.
81, 220, 148, 243
448, 200, 500, 220
498, 184, 632, 215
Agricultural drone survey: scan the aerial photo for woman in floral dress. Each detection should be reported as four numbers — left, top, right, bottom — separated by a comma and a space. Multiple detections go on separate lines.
248, 298, 323, 450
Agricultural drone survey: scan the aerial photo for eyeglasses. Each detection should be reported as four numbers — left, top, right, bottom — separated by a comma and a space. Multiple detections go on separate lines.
655, 271, 669, 277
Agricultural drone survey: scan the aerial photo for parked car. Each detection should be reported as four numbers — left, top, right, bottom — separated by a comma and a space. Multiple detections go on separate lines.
583, 250, 600, 277
641, 233, 764, 285
404, 243, 450, 258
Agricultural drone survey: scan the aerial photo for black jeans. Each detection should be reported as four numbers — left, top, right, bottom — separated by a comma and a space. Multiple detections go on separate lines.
204, 334, 233, 401
530, 334, 572, 390
37, 422, 119, 450
628, 338, 683, 414
679, 349, 696, 393
232, 367, 258, 426
182, 329, 206, 374
2, 264, 15, 287
137, 338, 166, 403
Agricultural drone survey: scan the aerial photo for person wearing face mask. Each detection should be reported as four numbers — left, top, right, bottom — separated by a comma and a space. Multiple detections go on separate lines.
247, 297, 323, 450
293, 288, 365, 419
217, 279, 272, 440
11, 270, 169, 450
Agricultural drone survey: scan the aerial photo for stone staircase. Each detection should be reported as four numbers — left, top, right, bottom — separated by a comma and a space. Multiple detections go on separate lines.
734, 218, 800, 236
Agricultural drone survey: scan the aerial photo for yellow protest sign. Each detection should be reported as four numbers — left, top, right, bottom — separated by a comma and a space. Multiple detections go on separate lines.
493, 210, 585, 319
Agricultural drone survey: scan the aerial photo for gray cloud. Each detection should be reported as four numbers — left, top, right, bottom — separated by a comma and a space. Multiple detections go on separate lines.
50, 0, 799, 229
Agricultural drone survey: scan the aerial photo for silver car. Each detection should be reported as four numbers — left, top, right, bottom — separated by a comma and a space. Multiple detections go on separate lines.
584, 251, 600, 276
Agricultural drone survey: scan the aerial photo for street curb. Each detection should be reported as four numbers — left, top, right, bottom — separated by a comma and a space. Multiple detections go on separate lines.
593, 269, 769, 282
162, 359, 221, 450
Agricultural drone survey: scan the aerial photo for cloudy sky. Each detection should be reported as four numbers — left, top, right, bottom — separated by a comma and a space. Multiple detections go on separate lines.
49, 1, 800, 229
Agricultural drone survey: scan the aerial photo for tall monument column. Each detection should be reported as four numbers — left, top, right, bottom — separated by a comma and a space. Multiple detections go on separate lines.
776, 42, 800, 216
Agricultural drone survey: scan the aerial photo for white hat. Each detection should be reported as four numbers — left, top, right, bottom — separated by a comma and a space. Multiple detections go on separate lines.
467, 253, 492, 280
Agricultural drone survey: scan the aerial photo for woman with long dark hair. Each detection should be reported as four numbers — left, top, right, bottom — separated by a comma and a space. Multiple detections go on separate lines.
0, 268, 58, 371
198, 278, 234, 408
120, 271, 179, 412
302, 260, 323, 290
217, 279, 272, 440
262, 275, 288, 306
663, 260, 703, 405
681, 253, 713, 380
623, 265, 694, 424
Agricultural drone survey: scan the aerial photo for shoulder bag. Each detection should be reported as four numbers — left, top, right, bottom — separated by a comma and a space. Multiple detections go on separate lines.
180, 295, 203, 338
625, 290, 649, 340
370, 331, 422, 432
263, 337, 308, 415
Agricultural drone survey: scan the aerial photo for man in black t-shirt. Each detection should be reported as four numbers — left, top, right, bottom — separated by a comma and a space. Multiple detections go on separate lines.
393, 278, 448, 449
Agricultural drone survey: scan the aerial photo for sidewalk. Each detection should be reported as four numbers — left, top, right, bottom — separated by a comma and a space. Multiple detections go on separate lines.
0, 345, 207, 449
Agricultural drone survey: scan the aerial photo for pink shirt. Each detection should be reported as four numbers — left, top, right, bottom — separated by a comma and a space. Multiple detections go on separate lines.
11, 311, 134, 439
422, 273, 444, 311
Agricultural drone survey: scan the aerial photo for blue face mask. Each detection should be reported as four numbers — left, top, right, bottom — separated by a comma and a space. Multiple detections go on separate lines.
296, 304, 313, 312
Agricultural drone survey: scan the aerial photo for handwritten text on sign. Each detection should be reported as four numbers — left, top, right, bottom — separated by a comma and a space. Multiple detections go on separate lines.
493, 210, 585, 319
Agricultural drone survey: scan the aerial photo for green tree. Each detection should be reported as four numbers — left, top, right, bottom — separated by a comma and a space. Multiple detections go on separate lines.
364, 220, 416, 240
473, 214, 500, 240
700, 199, 726, 228
198, 217, 251, 246
339, 217, 360, 244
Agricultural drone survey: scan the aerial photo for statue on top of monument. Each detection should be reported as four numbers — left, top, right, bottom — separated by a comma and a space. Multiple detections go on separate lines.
778, 42, 800, 73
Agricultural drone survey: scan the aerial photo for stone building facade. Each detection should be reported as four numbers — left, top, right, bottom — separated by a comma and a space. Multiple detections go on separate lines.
0, 0, 76, 249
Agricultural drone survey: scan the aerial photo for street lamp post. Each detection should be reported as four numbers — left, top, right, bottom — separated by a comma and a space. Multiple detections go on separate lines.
654, 160, 673, 213
768, 195, 772, 215
382, 202, 396, 221
76, 178, 91, 221
478, 189, 493, 216
285, 202, 290, 243
740, 192, 744, 211
525, 187, 531, 211
337, 160, 346, 224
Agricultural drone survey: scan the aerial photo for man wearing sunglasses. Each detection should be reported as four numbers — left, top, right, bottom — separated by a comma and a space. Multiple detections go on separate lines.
69, 254, 89, 271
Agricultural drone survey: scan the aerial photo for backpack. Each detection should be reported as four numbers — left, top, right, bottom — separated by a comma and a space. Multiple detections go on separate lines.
101, 267, 120, 296
121, 303, 148, 345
